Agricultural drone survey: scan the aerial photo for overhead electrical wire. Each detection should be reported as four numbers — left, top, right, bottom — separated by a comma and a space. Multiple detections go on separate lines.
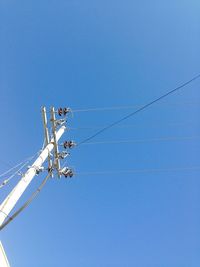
0, 154, 37, 179
70, 121, 195, 131
78, 73, 200, 145
73, 101, 200, 113
0, 147, 47, 190
77, 166, 200, 176
0, 158, 36, 189
82, 135, 200, 145
1, 164, 199, 231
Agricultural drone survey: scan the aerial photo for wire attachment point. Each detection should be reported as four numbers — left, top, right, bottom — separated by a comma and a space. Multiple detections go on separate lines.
56, 119, 66, 126
63, 141, 76, 149
59, 167, 74, 178
28, 166, 44, 175
57, 107, 71, 116
58, 151, 70, 159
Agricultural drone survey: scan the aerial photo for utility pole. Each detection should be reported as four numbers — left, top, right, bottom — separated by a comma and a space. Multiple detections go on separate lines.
0, 106, 75, 266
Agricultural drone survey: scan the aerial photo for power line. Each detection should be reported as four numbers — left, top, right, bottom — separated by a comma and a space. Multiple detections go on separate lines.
73, 101, 200, 113
82, 135, 200, 146
0, 158, 35, 189
77, 166, 200, 176
78, 73, 200, 145
70, 121, 195, 131
0, 154, 37, 179
0, 138, 48, 180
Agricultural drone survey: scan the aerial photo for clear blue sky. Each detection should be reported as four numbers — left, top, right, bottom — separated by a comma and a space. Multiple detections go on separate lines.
1, 1, 200, 266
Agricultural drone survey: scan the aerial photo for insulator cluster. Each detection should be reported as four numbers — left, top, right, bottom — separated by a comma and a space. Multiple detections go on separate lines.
59, 167, 74, 178
49, 106, 76, 179
63, 140, 76, 149
57, 107, 71, 116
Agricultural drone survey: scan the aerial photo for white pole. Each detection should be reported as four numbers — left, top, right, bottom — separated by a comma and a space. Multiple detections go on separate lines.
0, 125, 66, 227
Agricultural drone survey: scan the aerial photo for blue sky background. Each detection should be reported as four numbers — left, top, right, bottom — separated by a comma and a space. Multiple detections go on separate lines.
1, 0, 200, 266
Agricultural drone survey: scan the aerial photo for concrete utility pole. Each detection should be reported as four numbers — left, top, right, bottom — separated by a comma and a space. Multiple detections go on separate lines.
0, 106, 75, 266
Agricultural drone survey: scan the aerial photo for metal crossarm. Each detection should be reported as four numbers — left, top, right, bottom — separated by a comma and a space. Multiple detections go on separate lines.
50, 107, 61, 178
41, 106, 53, 176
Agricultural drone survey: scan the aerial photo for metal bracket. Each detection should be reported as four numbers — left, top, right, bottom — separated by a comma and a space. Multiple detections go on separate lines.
41, 106, 53, 177
50, 107, 61, 178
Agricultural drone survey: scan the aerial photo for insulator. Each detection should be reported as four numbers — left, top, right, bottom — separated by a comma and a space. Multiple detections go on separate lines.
47, 166, 53, 173
63, 107, 71, 116
63, 140, 76, 149
58, 151, 70, 159
58, 108, 63, 116
60, 167, 74, 178
56, 119, 66, 126
35, 166, 44, 175
1, 180, 8, 187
